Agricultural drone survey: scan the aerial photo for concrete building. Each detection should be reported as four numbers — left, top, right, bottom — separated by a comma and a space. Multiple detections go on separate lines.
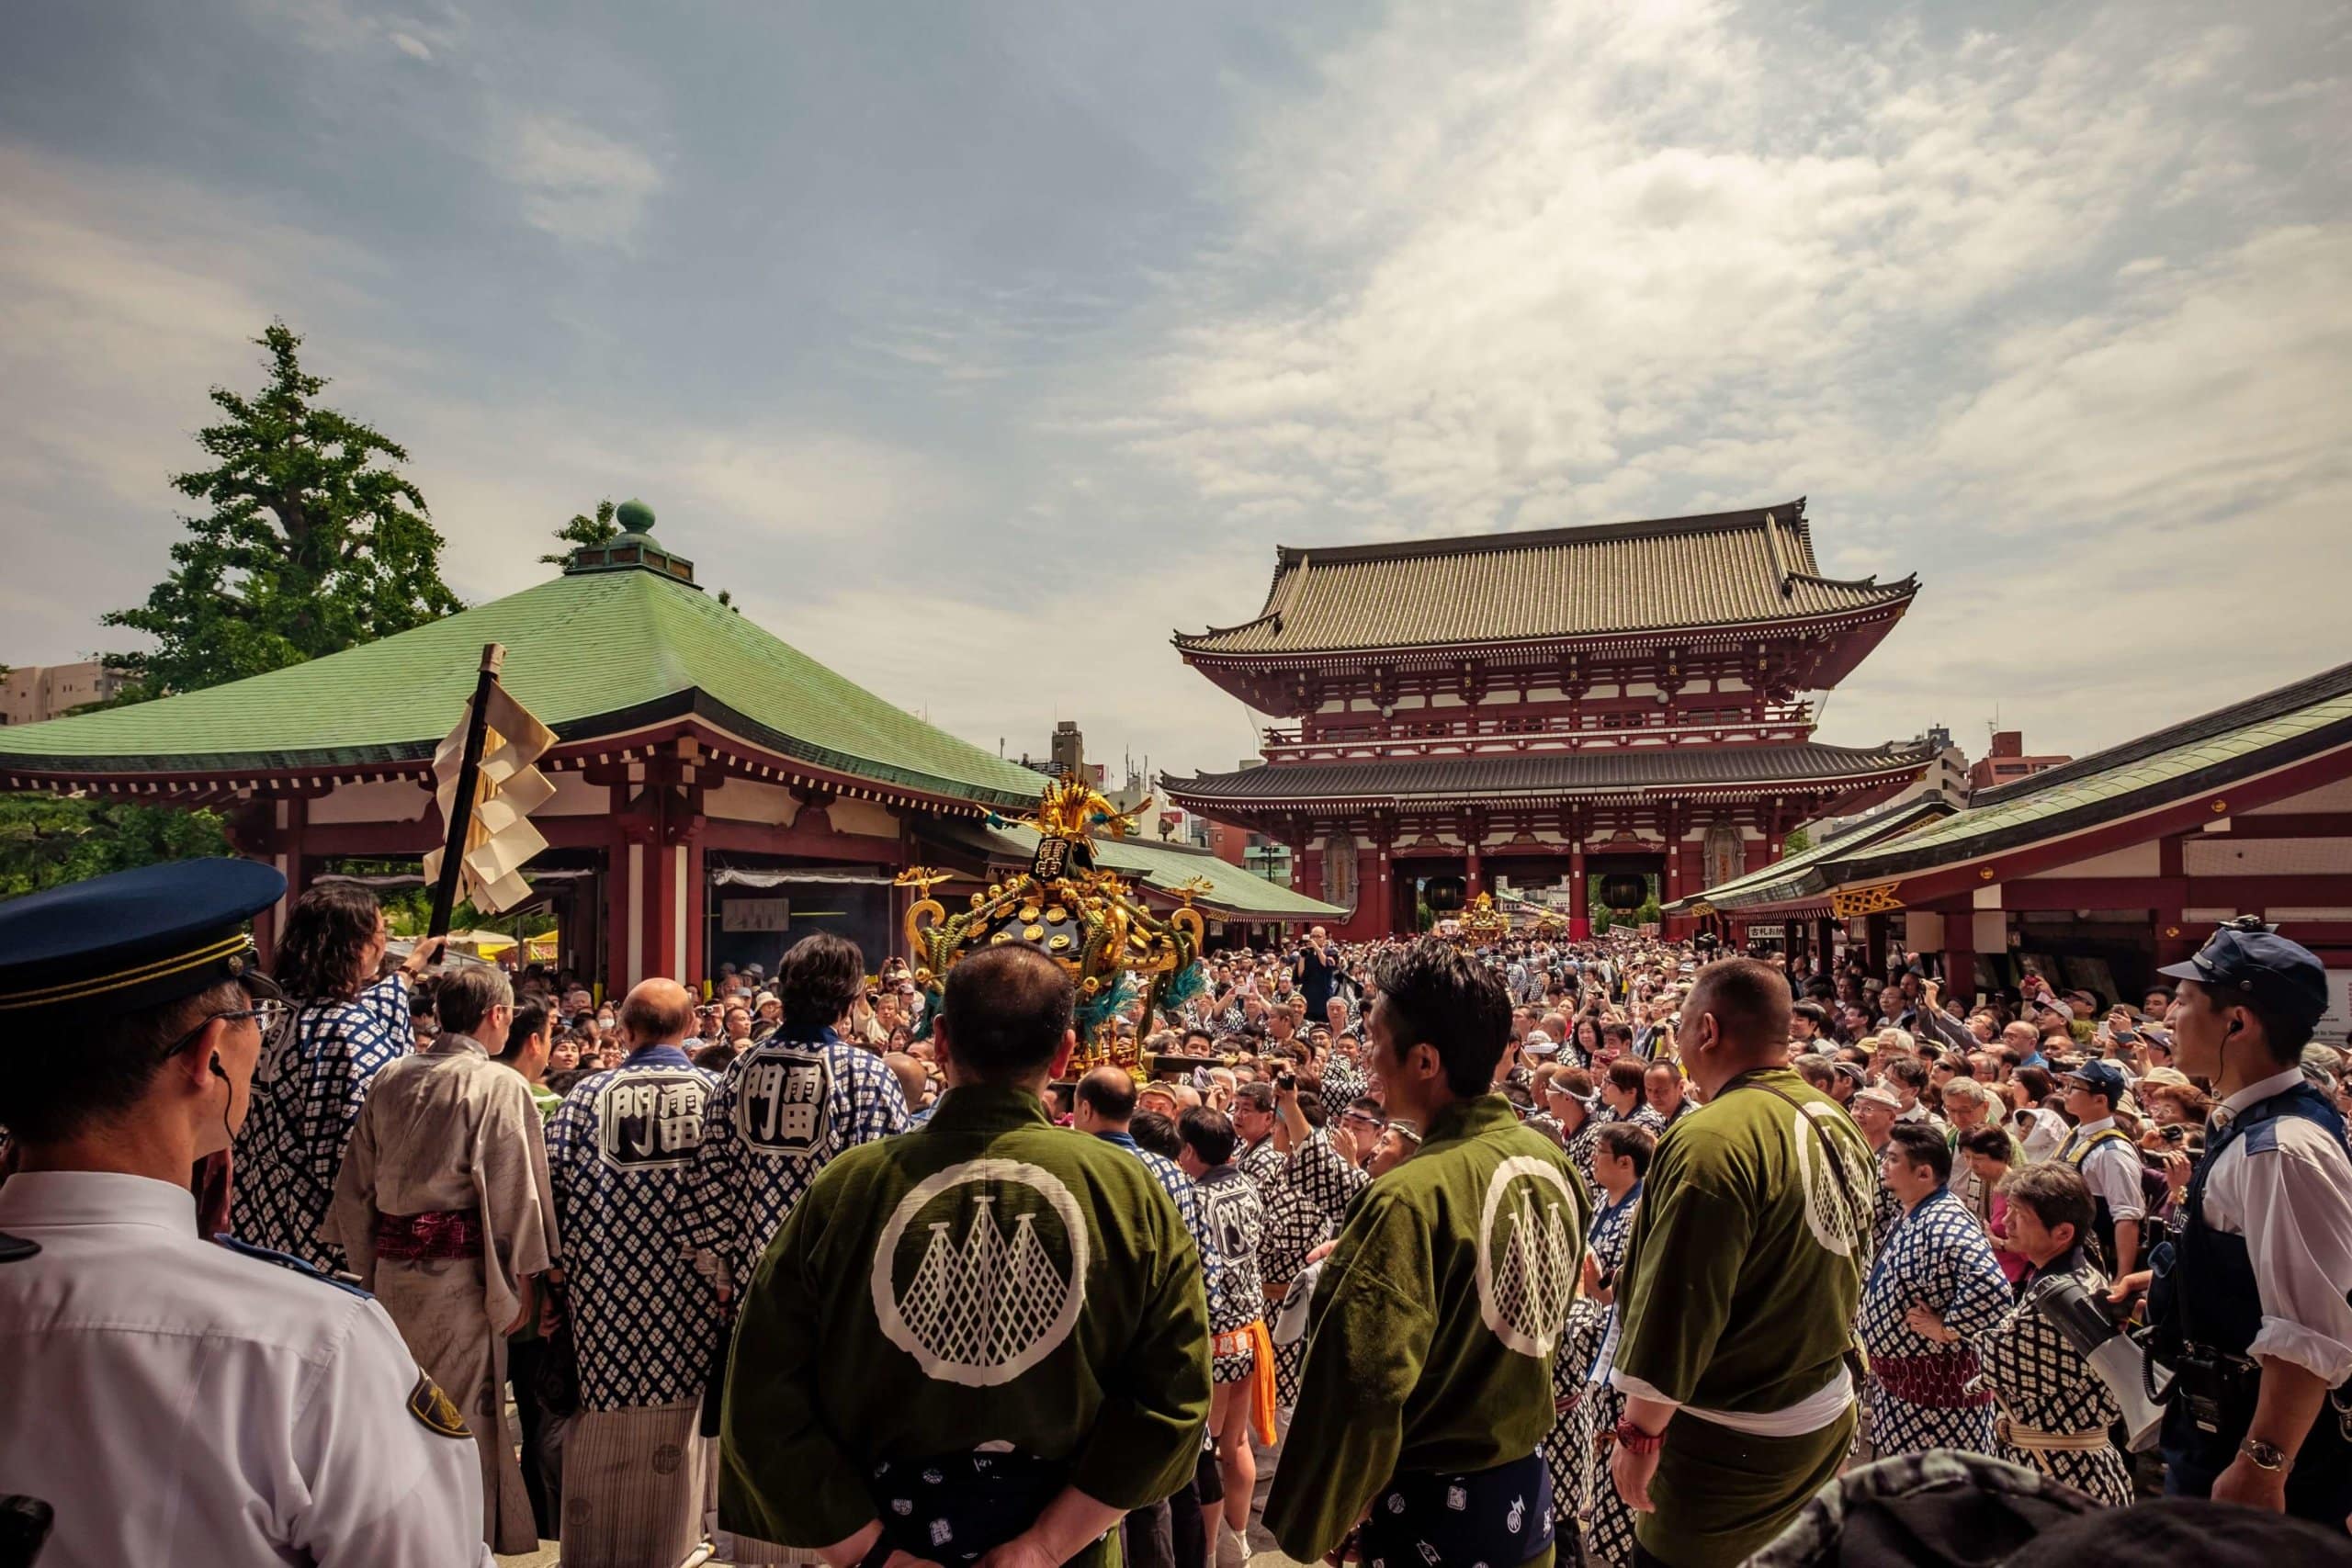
1, 660, 125, 726
1813, 726, 1972, 839
1970, 729, 2071, 790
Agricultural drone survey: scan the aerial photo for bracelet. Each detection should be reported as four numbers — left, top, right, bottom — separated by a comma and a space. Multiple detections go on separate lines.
1613, 1416, 1665, 1455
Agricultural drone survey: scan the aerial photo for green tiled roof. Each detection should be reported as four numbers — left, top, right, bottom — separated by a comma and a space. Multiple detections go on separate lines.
1176, 499, 1915, 657
1831, 663, 2352, 882
925, 818, 1345, 921
0, 565, 1050, 809
1671, 664, 2352, 908
1666, 798, 1955, 911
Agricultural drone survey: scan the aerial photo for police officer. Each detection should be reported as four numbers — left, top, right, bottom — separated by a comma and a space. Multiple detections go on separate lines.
2140, 917, 2352, 1525
2052, 1059, 2146, 1280
0, 860, 492, 1567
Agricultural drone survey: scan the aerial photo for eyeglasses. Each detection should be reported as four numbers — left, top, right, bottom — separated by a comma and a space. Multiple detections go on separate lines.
162, 998, 290, 1061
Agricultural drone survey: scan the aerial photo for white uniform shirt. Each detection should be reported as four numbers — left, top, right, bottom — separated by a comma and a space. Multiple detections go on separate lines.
0, 1171, 492, 1568
2195, 1068, 2352, 1385
2058, 1115, 2146, 1224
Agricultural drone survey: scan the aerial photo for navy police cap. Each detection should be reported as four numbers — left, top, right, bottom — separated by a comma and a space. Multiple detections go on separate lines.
2156, 916, 2328, 1027
0, 858, 285, 1023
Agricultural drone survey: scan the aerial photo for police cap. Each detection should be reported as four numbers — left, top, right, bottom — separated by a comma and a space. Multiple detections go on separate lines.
2155, 916, 2329, 1028
2063, 1059, 2127, 1102
0, 859, 285, 1026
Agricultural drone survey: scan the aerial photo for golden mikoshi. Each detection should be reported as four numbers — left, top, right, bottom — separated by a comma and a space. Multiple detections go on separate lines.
895, 778, 1208, 1071
1458, 890, 1510, 944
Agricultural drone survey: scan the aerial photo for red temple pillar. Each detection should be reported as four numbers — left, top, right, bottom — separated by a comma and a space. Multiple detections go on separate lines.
1569, 838, 1589, 941
1465, 842, 1484, 901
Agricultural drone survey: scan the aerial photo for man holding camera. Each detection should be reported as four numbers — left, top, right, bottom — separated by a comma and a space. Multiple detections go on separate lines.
2139, 919, 2352, 1525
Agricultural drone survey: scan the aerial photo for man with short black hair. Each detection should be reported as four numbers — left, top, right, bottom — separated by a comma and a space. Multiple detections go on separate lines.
2055, 1059, 2144, 1280
2141, 919, 2352, 1524
1229, 1078, 1285, 1196
1607, 956, 1875, 1566
721, 944, 1211, 1568
1857, 1122, 2009, 1461
1268, 938, 1586, 1567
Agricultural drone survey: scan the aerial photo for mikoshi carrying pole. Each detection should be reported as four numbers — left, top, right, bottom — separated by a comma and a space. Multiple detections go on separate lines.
426, 642, 507, 951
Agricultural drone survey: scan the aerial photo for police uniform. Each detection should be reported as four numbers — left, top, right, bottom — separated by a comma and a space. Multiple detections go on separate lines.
2052, 1060, 2144, 1272
2147, 919, 2352, 1525
0, 860, 492, 1567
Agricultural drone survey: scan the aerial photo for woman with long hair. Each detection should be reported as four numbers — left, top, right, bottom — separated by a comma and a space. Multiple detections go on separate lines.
230, 880, 438, 1270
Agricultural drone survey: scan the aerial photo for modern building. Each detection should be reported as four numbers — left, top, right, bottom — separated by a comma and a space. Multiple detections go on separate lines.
1160, 500, 1934, 938
1811, 725, 1972, 839
1671, 660, 2352, 1032
1, 660, 125, 726
1970, 729, 2071, 790
0, 506, 1336, 986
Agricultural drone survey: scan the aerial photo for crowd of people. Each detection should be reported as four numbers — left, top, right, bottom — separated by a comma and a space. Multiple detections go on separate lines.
4, 861, 2351, 1568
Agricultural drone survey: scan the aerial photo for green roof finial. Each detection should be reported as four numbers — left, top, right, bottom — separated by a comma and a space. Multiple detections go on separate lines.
615, 498, 655, 534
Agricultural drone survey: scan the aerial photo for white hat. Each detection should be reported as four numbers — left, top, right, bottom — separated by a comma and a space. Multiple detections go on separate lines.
1853, 1085, 1902, 1111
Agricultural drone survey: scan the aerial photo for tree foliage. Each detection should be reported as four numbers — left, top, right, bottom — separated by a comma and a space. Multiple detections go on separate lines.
101, 321, 461, 698
1779, 825, 1813, 859
540, 497, 621, 566
0, 795, 232, 901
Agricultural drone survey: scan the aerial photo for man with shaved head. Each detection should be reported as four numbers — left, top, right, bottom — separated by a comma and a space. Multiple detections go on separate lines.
545, 976, 725, 1566
1607, 956, 1877, 1566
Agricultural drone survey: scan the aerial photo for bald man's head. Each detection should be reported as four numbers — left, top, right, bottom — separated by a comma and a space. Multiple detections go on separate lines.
619, 978, 696, 1046
1076, 1065, 1139, 1126
881, 1051, 928, 1109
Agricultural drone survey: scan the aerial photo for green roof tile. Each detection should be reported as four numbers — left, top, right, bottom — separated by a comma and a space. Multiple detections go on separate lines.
0, 566, 1049, 808
926, 818, 1345, 920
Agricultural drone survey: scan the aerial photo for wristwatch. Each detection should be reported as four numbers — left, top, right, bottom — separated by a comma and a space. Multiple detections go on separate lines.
2238, 1436, 2292, 1473
1613, 1416, 1665, 1455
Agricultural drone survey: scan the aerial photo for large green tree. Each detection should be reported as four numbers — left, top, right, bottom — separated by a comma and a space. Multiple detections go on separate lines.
540, 496, 621, 566
102, 321, 461, 697
0, 795, 232, 901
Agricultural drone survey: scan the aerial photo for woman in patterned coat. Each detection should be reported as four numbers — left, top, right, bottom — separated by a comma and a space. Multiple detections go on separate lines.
1543, 1120, 1654, 1564
1972, 1164, 2136, 1506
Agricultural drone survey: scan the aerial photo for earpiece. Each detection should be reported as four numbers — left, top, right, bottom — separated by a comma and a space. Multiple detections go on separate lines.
209, 1054, 229, 1083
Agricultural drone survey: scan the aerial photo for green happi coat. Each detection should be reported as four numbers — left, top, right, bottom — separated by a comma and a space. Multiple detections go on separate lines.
1611, 1067, 1874, 1566
719, 1083, 1212, 1566
1267, 1094, 1590, 1564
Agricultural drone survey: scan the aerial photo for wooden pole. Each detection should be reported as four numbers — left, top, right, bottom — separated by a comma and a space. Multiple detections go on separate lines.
426, 643, 506, 955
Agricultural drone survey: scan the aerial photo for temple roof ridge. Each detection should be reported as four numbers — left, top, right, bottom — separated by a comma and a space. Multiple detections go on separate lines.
1173, 496, 1918, 660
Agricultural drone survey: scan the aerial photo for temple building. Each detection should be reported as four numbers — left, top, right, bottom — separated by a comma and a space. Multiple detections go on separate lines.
0, 505, 1336, 988
1160, 501, 1932, 938
1670, 660, 2352, 1024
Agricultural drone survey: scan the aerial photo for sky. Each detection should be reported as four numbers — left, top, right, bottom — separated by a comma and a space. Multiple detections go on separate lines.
3, 0, 2348, 787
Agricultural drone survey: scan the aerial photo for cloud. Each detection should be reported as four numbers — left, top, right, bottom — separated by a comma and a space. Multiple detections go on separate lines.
247, 0, 462, 62
1112, 0, 2351, 761
494, 112, 662, 248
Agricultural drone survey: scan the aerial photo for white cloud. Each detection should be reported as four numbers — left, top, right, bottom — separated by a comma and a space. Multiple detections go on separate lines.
1110, 0, 2352, 762
496, 113, 662, 248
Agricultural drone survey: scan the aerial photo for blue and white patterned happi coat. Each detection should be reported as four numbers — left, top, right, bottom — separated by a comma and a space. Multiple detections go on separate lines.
1859, 1188, 2011, 1458
231, 975, 413, 1271
547, 1043, 722, 1411
677, 1027, 909, 1292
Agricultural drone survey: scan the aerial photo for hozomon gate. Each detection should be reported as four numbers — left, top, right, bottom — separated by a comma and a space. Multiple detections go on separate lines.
1160, 502, 1934, 939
